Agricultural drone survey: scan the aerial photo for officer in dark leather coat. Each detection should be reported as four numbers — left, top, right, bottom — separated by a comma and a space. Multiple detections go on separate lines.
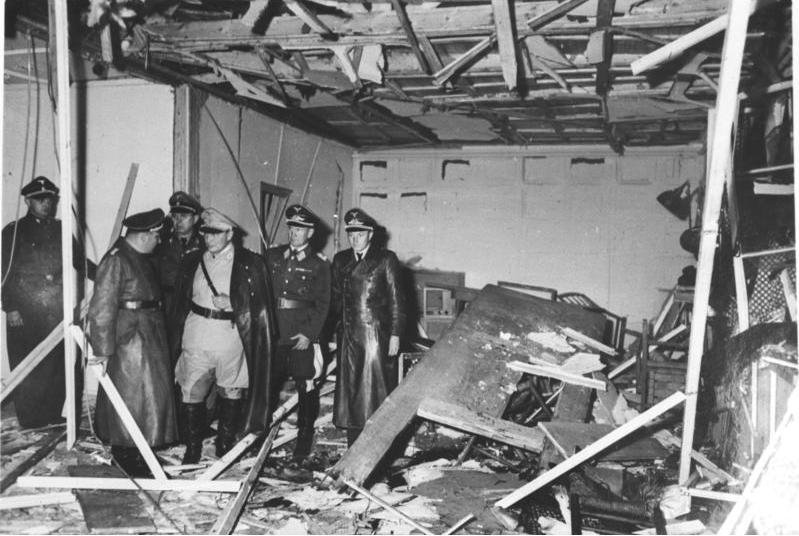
171, 208, 276, 463
88, 209, 178, 477
330, 208, 406, 446
1, 177, 84, 429
265, 204, 331, 461
153, 191, 203, 340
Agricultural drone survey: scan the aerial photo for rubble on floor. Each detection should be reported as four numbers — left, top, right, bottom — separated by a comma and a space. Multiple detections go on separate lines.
1, 283, 796, 534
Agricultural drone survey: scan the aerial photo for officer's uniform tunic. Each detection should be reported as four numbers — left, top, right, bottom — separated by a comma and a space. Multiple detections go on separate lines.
266, 244, 331, 379
175, 243, 248, 402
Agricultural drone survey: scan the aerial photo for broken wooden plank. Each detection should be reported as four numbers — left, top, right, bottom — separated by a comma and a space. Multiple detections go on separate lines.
561, 327, 618, 355
284, 0, 335, 37
17, 476, 241, 493
490, 0, 518, 91
344, 480, 434, 535
389, 0, 431, 74
68, 465, 155, 534
0, 492, 75, 510
417, 397, 545, 452
198, 433, 258, 481
211, 423, 280, 534
524, 0, 590, 30
508, 361, 607, 391
433, 35, 495, 86
539, 421, 669, 461
592, 0, 615, 95
0, 430, 66, 492
496, 391, 686, 508
72, 326, 167, 481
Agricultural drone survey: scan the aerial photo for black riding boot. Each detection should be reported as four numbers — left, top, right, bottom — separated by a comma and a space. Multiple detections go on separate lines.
215, 397, 242, 458
182, 402, 206, 464
293, 385, 320, 461
111, 446, 153, 478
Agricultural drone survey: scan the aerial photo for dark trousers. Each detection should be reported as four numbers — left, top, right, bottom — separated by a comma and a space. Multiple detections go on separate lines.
7, 320, 82, 429
272, 344, 320, 431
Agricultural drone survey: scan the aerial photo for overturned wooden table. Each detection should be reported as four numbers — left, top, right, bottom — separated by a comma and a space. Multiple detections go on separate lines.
332, 284, 607, 486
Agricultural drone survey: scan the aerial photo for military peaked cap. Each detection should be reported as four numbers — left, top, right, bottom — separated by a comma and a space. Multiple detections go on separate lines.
124, 208, 165, 232
169, 191, 203, 215
344, 208, 376, 231
285, 204, 317, 228
21, 176, 59, 199
200, 207, 239, 232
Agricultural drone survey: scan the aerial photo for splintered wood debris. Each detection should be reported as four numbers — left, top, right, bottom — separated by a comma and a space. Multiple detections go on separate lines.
1, 285, 788, 534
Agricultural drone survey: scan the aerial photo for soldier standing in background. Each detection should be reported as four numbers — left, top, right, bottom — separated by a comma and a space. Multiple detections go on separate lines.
154, 191, 203, 338
266, 204, 331, 463
2, 177, 90, 429
88, 209, 178, 477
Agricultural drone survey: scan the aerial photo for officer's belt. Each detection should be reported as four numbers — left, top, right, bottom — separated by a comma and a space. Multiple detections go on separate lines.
191, 302, 235, 321
277, 297, 314, 310
119, 300, 162, 310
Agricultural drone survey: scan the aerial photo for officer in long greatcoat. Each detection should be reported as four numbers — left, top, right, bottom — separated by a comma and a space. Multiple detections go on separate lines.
2, 176, 89, 429
266, 204, 331, 461
171, 208, 275, 463
330, 208, 406, 446
88, 209, 178, 477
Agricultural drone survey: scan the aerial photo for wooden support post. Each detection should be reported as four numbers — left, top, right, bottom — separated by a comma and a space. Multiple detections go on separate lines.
110, 164, 139, 245
300, 140, 322, 205
679, 0, 751, 485
343, 480, 434, 535
52, 0, 78, 449
638, 319, 650, 407
17, 476, 241, 493
592, 0, 615, 96
211, 424, 280, 534
496, 391, 686, 508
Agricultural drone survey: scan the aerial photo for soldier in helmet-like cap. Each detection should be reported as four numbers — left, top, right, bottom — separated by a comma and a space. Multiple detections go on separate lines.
88, 208, 178, 477
265, 204, 331, 463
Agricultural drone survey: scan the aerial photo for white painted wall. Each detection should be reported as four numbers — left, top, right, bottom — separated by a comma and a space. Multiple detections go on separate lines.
2, 79, 174, 382
196, 95, 353, 257
352, 146, 704, 323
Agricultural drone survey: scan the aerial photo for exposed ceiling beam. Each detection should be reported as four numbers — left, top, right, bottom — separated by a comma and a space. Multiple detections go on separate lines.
491, 0, 519, 91
592, 0, 615, 96
388, 0, 432, 74
432, 35, 495, 87
283, 0, 336, 38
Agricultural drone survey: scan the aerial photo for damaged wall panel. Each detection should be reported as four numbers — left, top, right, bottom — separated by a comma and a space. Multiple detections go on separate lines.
352, 146, 702, 321
197, 94, 353, 256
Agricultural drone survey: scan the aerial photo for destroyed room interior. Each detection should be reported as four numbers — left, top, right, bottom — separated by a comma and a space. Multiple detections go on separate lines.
1, 0, 798, 533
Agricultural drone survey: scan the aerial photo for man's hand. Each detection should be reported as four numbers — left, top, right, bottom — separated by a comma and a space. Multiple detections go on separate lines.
291, 333, 310, 350
88, 355, 109, 376
389, 335, 400, 357
212, 294, 232, 311
7, 311, 23, 327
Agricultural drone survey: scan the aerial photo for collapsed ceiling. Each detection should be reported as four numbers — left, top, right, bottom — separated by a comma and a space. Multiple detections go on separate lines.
5, 0, 791, 150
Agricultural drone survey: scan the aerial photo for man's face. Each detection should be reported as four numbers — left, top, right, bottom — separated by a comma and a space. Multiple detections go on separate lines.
172, 211, 198, 236
288, 225, 314, 249
25, 195, 57, 220
202, 228, 233, 254
140, 230, 161, 254
347, 230, 372, 253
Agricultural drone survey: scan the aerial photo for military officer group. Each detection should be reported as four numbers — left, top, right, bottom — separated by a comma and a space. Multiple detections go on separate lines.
2, 176, 406, 477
